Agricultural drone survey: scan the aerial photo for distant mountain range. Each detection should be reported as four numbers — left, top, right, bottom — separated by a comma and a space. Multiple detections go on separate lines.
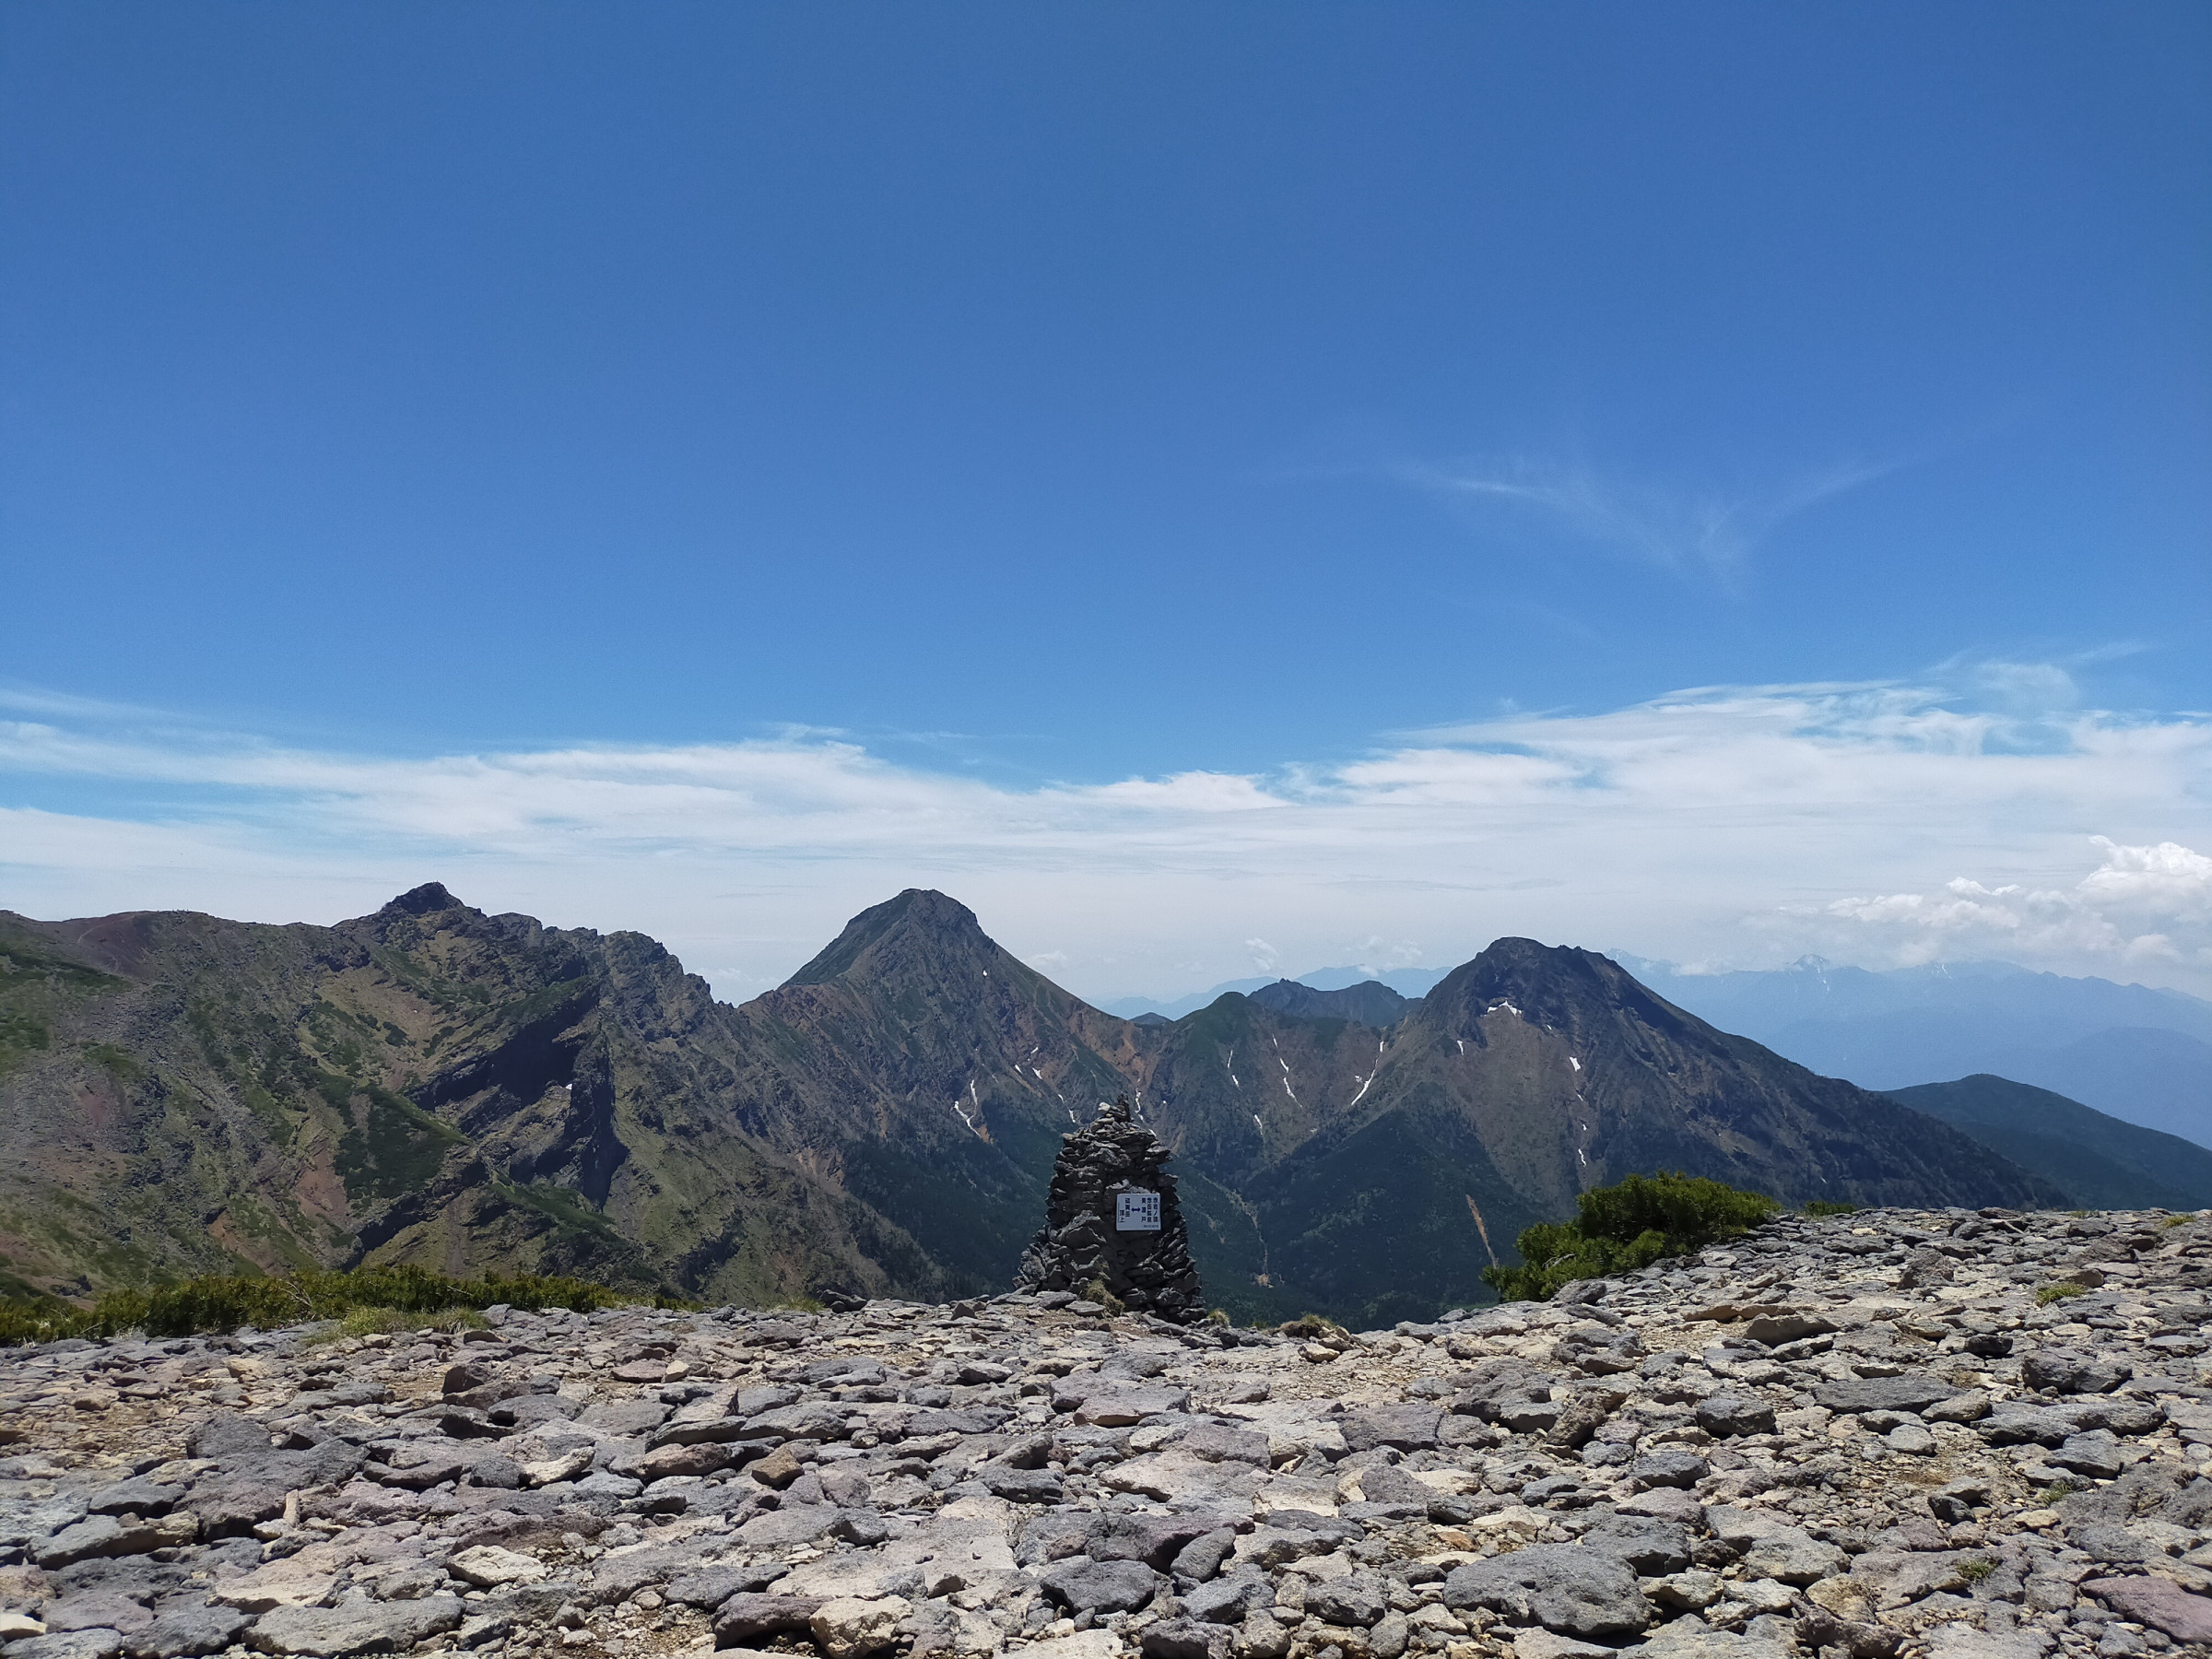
0, 887, 2129, 1327
1246, 978, 1421, 1027
1114, 952, 2212, 1153
1101, 965, 1447, 1020
1878, 1075, 2212, 1212
1617, 955, 2212, 1150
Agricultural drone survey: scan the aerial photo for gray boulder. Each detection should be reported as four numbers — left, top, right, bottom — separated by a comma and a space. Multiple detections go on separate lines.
1182, 1573, 1269, 1625
1039, 1557, 1160, 1614
2049, 1430, 2124, 1479
124, 1607, 253, 1659
2082, 1576, 2212, 1644
1579, 1512, 1693, 1575
42, 1594, 153, 1636
2021, 1349, 2131, 1394
1087, 1512, 1224, 1570
244, 1595, 465, 1657
1307, 1577, 1387, 1628
979, 1465, 1062, 1504
1169, 1529, 1238, 1584
1141, 1619, 1234, 1659
1443, 1544, 1653, 1639
712, 1595, 824, 1645
1629, 1450, 1710, 1490
1694, 1394, 1776, 1439
1181, 1423, 1269, 1466
664, 1568, 779, 1610
9, 1636, 127, 1659
1738, 1526, 1847, 1586
1339, 1405, 1442, 1453
1812, 1375, 1962, 1414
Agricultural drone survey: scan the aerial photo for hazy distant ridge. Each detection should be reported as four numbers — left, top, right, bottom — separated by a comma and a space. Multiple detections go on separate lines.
1620, 954, 2212, 1150
1102, 964, 1447, 1020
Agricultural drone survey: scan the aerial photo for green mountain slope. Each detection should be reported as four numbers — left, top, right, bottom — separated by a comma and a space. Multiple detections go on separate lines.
0, 888, 937, 1306
1, 888, 2066, 1323
1145, 942, 2063, 1323
1880, 1074, 2212, 1210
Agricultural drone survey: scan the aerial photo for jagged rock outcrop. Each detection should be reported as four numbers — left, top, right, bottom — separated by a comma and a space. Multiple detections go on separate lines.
1016, 1098, 1204, 1323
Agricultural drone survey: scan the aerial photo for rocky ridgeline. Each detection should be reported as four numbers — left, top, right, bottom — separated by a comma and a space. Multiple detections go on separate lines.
3, 1208, 2211, 1659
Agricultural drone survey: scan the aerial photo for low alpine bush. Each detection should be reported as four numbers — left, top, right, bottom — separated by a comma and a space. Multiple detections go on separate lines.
1483, 1171, 1778, 1302
0, 1264, 679, 1347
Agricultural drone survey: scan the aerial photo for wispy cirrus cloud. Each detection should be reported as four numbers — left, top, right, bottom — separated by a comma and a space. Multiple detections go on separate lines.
1, 670, 2207, 1001
1403, 453, 1900, 581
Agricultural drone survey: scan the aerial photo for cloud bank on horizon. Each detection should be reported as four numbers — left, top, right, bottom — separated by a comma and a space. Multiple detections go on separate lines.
4, 673, 2207, 1005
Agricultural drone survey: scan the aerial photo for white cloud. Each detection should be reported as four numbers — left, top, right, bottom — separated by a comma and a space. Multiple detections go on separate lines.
1808, 837, 2212, 972
1, 675, 2208, 1001
1345, 937, 1428, 977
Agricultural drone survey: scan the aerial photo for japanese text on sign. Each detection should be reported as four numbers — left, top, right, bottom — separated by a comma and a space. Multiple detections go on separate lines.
1115, 1190, 1161, 1231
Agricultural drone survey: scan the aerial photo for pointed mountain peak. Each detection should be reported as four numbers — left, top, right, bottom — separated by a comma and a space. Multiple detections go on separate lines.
1424, 935, 1684, 1034
382, 881, 465, 917
781, 888, 996, 989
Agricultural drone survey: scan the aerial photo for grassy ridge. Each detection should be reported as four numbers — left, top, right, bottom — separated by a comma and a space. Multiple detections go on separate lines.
0, 1263, 678, 1347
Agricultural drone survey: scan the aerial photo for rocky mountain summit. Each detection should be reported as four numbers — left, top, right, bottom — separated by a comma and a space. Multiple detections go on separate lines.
1, 888, 2061, 1326
5, 1206, 2211, 1659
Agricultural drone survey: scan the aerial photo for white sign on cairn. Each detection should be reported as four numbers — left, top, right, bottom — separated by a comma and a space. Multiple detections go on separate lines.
1115, 1190, 1161, 1231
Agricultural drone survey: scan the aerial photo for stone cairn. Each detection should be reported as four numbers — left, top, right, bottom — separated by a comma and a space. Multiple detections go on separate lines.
1015, 1096, 1206, 1323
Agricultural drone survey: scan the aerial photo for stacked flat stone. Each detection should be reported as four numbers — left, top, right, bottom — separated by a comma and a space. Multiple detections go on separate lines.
1014, 1098, 1205, 1324
1, 1205, 2210, 1659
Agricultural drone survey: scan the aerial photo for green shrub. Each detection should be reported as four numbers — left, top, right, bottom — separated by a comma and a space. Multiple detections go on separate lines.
2034, 1280, 2088, 1305
303, 1305, 489, 1345
0, 1263, 680, 1347
1483, 1171, 1778, 1303
0, 1295, 93, 1347
1803, 1199, 1858, 1217
1958, 1558, 1996, 1583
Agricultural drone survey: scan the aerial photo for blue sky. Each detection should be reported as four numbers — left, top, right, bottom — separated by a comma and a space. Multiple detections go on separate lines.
4, 4, 2209, 1000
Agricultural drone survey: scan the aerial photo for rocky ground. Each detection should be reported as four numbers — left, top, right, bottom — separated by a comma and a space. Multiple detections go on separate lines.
3, 1207, 2210, 1659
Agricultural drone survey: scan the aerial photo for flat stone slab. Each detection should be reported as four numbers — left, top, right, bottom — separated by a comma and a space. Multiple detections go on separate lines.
1039, 1556, 1159, 1614
1339, 1404, 1442, 1453
124, 1607, 253, 1659
1811, 1374, 1959, 1413
8, 1634, 127, 1659
244, 1594, 464, 1657
1444, 1544, 1653, 1640
2083, 1575, 2212, 1643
